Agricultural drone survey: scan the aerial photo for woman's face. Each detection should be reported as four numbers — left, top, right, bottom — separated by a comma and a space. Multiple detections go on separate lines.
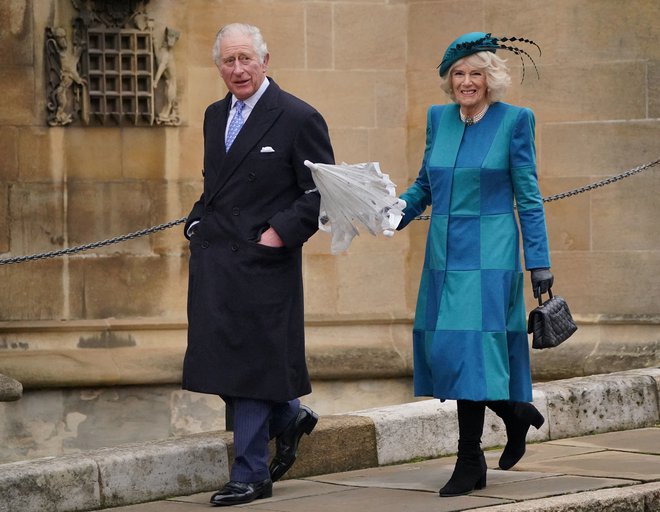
450, 60, 488, 114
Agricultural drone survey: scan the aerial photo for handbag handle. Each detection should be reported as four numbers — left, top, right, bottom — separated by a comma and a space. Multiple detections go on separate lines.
537, 287, 554, 306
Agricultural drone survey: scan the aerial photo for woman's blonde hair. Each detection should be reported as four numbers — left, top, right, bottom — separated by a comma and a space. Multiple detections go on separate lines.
440, 51, 511, 103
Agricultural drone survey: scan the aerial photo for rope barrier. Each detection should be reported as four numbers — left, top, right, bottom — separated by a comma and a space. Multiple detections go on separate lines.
1, 159, 658, 266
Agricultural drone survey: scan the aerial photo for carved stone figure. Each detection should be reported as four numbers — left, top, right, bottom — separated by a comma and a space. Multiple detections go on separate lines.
46, 27, 88, 126
153, 27, 181, 125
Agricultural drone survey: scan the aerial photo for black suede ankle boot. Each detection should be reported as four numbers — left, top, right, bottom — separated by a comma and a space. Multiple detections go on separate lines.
439, 450, 487, 497
439, 400, 487, 497
488, 401, 544, 470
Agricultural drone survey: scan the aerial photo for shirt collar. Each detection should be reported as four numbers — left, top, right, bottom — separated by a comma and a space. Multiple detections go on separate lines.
231, 77, 270, 110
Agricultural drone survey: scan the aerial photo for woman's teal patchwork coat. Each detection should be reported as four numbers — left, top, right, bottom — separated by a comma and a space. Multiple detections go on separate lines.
399, 102, 550, 402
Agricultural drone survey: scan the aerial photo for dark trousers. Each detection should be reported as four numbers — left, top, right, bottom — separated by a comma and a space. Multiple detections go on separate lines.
223, 396, 300, 482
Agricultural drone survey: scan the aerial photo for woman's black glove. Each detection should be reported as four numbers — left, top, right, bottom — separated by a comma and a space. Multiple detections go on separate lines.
530, 268, 554, 298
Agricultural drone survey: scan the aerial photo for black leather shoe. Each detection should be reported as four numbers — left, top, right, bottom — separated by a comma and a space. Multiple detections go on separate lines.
210, 479, 272, 506
269, 405, 318, 482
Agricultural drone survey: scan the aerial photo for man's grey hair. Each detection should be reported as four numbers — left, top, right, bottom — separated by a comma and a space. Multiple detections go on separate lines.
212, 23, 268, 66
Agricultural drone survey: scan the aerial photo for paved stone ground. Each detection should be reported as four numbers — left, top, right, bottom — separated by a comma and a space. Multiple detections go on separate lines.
101, 427, 660, 512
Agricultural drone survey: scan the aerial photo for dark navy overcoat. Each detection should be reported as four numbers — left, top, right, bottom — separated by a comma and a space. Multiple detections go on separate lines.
182, 79, 334, 402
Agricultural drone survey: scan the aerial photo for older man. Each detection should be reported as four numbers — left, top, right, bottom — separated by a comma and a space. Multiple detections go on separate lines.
183, 23, 334, 506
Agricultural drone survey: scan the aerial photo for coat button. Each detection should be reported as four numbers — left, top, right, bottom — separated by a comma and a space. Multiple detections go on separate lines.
248, 172, 256, 181
201, 240, 209, 249
232, 207, 240, 216
206, 206, 213, 214
231, 243, 239, 251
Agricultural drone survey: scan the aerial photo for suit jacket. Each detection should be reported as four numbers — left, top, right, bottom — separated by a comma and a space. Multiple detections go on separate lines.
182, 79, 334, 401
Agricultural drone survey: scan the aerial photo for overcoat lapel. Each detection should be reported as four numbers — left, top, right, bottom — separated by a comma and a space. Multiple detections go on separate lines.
207, 81, 283, 205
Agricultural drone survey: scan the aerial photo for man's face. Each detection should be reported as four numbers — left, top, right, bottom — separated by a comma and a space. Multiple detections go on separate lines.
218, 32, 269, 100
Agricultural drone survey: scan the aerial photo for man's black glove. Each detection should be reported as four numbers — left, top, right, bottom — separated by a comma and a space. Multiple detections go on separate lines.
530, 268, 554, 298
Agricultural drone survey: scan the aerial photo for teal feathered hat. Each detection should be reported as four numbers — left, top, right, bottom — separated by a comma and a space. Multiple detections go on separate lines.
438, 32, 541, 82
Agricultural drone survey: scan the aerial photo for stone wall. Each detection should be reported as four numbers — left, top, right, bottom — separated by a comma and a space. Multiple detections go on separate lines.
0, 0, 658, 460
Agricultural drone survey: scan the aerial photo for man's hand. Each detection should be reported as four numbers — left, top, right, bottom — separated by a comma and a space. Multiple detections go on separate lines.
259, 226, 284, 248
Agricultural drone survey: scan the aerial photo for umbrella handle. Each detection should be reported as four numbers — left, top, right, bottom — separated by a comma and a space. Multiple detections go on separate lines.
304, 160, 319, 172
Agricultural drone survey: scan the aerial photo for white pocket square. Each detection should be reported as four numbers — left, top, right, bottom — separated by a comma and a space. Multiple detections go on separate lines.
260, 146, 275, 153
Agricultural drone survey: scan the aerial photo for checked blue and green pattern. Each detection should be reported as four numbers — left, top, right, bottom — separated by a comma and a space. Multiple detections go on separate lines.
399, 102, 550, 402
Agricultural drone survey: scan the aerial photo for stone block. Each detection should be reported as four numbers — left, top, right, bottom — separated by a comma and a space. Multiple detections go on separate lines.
64, 128, 122, 180
307, 345, 409, 380
0, 127, 18, 182
581, 325, 659, 376
143, 181, 191, 256
0, 373, 22, 402
0, 184, 8, 254
408, 2, 472, 72
177, 125, 205, 181
306, 3, 332, 69
66, 181, 152, 254
334, 3, 406, 70
94, 435, 229, 507
336, 246, 408, 317
9, 182, 64, 254
0, 259, 65, 320
375, 75, 407, 126
407, 70, 444, 132
549, 251, 660, 315
0, 66, 35, 125
276, 70, 376, 128
327, 128, 370, 165
0, 0, 33, 66
17, 126, 63, 182
0, 347, 183, 390
67, 255, 186, 318
537, 372, 659, 440
520, 62, 645, 123
170, 390, 226, 436
540, 121, 660, 178
650, 61, 660, 119
488, 0, 660, 67
591, 171, 660, 251
303, 253, 338, 315
368, 128, 408, 183
530, 323, 597, 381
121, 129, 167, 180
306, 378, 415, 417
280, 415, 378, 479
187, 1, 305, 69
542, 178, 590, 251
353, 399, 457, 465
0, 454, 101, 512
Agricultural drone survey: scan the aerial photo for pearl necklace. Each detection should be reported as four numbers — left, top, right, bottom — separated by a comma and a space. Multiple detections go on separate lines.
460, 104, 489, 126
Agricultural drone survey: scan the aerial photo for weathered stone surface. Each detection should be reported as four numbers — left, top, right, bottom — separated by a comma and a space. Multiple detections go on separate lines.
8, 182, 65, 254
334, 3, 406, 70
537, 372, 659, 440
0, 0, 33, 66
280, 414, 379, 479
0, 373, 22, 401
354, 392, 549, 466
94, 435, 229, 508
0, 454, 100, 512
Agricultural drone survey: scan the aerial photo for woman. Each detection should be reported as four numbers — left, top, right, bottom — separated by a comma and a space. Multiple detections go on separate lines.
396, 32, 554, 497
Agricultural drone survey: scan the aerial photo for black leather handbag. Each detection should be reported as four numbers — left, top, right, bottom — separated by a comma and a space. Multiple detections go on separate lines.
527, 288, 578, 349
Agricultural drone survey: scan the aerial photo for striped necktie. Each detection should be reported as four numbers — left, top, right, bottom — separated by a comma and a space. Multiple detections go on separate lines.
225, 100, 245, 151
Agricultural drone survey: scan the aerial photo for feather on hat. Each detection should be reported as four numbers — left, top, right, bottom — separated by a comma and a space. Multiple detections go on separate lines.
438, 31, 541, 82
